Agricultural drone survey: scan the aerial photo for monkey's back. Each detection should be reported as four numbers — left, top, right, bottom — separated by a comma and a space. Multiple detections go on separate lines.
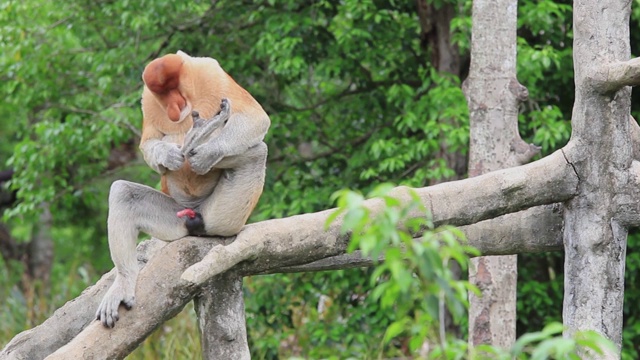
140, 51, 269, 204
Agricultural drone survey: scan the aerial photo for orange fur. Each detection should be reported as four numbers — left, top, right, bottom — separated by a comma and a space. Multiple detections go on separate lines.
140, 51, 269, 201
160, 175, 169, 195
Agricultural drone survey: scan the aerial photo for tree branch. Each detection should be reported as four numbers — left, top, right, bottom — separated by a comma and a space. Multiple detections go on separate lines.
181, 149, 576, 285
590, 58, 640, 93
1, 149, 577, 359
0, 203, 564, 360
264, 203, 564, 274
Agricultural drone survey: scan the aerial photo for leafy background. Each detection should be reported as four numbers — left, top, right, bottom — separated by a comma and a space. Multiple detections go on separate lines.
1, 0, 640, 358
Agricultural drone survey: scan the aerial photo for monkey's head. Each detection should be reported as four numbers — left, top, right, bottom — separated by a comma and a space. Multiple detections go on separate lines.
142, 54, 190, 122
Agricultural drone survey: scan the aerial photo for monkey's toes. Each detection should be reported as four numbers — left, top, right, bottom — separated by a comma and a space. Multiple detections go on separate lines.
220, 98, 230, 110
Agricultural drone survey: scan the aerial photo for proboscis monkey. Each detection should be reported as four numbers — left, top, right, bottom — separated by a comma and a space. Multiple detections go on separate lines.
96, 51, 270, 328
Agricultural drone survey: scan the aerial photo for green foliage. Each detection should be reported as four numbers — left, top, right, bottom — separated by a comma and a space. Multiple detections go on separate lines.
516, 0, 574, 156
331, 187, 616, 359
510, 323, 617, 360
0, 0, 638, 358
128, 304, 202, 360
0, 226, 104, 338
246, 268, 402, 358
331, 184, 478, 355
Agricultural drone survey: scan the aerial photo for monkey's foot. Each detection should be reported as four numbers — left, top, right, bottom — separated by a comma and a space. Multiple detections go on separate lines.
181, 236, 264, 285
218, 97, 230, 114
96, 276, 136, 328
182, 98, 232, 158
191, 98, 228, 128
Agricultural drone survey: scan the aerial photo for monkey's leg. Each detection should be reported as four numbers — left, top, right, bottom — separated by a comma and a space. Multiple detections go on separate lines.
96, 180, 190, 328
181, 143, 268, 285
199, 142, 268, 236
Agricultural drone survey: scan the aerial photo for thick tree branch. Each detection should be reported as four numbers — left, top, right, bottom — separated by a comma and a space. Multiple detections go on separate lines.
41, 239, 216, 360
1, 149, 576, 359
0, 201, 564, 360
266, 204, 564, 274
591, 58, 640, 93
0, 240, 169, 360
629, 115, 640, 160
185, 149, 576, 284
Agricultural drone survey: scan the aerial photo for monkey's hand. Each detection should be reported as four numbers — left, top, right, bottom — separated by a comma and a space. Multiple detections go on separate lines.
182, 98, 231, 157
186, 143, 224, 175
96, 274, 136, 328
151, 141, 185, 173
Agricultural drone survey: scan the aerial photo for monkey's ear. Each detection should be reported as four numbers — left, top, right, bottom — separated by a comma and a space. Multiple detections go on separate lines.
142, 54, 183, 93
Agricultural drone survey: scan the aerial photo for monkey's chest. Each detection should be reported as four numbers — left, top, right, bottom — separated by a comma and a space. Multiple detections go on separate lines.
161, 132, 188, 147
161, 127, 222, 148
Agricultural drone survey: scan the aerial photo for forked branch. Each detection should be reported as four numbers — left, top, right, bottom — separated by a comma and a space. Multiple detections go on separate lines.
184, 150, 577, 284
1, 149, 577, 360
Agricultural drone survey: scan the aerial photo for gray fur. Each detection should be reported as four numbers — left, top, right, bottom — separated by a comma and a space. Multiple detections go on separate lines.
96, 99, 269, 327
140, 140, 184, 174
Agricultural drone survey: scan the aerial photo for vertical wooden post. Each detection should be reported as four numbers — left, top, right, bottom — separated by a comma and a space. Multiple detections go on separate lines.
195, 272, 250, 360
562, 0, 632, 354
465, 0, 538, 348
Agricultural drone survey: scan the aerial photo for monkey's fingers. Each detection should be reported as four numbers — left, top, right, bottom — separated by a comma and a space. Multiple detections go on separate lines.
219, 98, 230, 113
182, 116, 226, 156
187, 99, 231, 147
191, 111, 206, 129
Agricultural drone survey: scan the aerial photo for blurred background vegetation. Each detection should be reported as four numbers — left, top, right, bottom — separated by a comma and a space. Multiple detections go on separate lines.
1, 0, 640, 358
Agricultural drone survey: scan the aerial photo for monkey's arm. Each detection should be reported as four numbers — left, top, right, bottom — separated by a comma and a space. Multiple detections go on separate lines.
139, 126, 185, 174
213, 108, 270, 156
186, 107, 270, 175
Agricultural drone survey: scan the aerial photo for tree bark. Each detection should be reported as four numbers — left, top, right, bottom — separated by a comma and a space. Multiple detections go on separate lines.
183, 152, 573, 284
269, 204, 563, 274
28, 205, 54, 285
0, 155, 575, 360
562, 0, 634, 355
464, 0, 537, 349
195, 272, 251, 360
41, 239, 216, 360
417, 0, 461, 75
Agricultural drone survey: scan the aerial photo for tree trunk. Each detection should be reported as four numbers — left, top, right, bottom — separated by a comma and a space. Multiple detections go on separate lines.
28, 205, 53, 285
464, 0, 538, 349
562, 0, 633, 354
417, 0, 461, 75
1, 158, 577, 359
195, 272, 250, 360
417, 0, 467, 185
